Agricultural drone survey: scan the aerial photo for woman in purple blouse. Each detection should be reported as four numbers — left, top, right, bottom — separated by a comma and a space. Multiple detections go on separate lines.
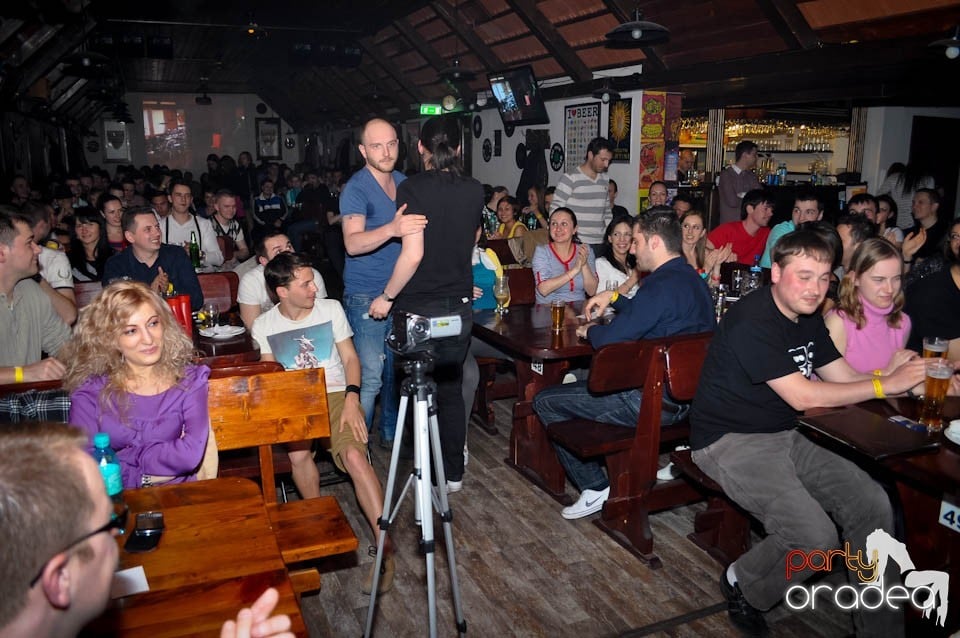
62, 280, 210, 489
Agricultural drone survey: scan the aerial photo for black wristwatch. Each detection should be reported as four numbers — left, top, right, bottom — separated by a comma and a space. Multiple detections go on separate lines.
345, 384, 361, 397
381, 291, 396, 302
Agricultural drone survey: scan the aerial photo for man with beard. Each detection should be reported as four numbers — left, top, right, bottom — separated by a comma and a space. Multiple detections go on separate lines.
339, 118, 427, 448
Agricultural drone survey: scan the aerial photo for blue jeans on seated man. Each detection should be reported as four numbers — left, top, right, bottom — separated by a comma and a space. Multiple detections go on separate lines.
533, 381, 688, 492
344, 294, 398, 443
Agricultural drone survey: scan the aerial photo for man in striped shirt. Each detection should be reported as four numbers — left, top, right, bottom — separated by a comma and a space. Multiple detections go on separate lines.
549, 137, 613, 248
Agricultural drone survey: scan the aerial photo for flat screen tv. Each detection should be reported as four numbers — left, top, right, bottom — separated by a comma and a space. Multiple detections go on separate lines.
487, 66, 549, 127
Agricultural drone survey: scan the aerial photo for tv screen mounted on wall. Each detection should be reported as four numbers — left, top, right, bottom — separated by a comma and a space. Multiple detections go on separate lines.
487, 65, 549, 127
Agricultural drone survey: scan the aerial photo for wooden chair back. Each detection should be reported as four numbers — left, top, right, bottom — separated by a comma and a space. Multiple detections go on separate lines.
586, 340, 658, 395
74, 281, 103, 309
198, 271, 240, 313
486, 238, 518, 266
216, 235, 234, 262
662, 332, 714, 403
208, 368, 331, 505
503, 266, 536, 305
0, 378, 62, 397
208, 361, 283, 379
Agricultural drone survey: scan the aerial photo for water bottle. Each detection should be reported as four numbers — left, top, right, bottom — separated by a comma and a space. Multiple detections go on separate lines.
714, 284, 727, 323
777, 162, 787, 185
93, 433, 126, 531
189, 231, 201, 269
745, 255, 762, 295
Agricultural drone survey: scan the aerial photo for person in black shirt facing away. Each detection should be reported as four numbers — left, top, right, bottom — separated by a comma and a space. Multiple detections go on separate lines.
369, 116, 483, 493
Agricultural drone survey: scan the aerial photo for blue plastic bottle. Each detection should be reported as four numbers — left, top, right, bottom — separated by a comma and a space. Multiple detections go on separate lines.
93, 433, 126, 532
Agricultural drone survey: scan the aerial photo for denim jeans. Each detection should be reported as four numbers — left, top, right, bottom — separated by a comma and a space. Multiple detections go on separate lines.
533, 381, 687, 492
692, 430, 901, 636
344, 293, 398, 441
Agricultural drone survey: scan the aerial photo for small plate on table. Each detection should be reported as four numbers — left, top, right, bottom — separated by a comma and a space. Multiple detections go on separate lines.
199, 325, 245, 340
943, 421, 960, 449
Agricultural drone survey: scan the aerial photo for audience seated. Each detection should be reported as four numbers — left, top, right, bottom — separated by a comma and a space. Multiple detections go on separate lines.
62, 281, 211, 489
238, 231, 327, 329
0, 422, 292, 638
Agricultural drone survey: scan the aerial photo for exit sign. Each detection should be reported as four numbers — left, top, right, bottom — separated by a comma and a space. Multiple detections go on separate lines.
420, 104, 443, 115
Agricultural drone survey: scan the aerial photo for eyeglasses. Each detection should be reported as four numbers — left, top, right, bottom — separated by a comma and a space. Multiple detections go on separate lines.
950, 234, 960, 242
29, 505, 128, 587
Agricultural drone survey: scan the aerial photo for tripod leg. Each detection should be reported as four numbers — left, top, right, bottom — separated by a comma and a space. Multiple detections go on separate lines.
364, 394, 410, 638
427, 403, 468, 637
413, 392, 440, 638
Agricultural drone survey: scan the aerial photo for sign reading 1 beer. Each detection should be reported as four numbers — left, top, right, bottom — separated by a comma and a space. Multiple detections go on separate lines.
563, 102, 601, 170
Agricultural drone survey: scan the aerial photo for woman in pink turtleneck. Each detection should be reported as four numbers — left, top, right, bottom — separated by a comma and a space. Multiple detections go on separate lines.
825, 237, 913, 374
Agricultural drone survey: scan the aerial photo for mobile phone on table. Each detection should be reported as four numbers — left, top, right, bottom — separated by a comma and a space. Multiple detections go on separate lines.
124, 511, 165, 553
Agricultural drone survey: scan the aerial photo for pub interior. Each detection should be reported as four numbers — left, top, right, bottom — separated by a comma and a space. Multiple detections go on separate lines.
2, 1, 960, 636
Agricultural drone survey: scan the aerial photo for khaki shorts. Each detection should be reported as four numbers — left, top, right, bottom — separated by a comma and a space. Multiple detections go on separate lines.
325, 391, 367, 473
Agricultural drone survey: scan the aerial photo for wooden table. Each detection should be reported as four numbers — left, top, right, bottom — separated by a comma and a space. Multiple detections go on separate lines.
800, 397, 960, 633
473, 302, 596, 503
195, 329, 261, 366
83, 477, 307, 637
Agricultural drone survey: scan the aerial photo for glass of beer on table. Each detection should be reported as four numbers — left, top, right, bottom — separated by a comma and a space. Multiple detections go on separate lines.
923, 336, 948, 359
919, 358, 953, 432
493, 274, 510, 315
550, 299, 565, 332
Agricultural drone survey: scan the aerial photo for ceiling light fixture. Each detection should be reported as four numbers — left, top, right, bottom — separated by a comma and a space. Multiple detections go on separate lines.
605, 9, 670, 46
930, 25, 960, 60
592, 84, 620, 104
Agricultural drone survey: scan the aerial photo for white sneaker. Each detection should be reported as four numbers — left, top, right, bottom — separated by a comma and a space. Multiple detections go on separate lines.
561, 487, 609, 520
446, 480, 463, 493
562, 373, 577, 384
656, 463, 678, 481
463, 444, 469, 467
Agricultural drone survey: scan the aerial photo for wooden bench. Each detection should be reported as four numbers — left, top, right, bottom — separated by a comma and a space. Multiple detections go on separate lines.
545, 332, 713, 568
670, 448, 752, 567
472, 266, 537, 434
208, 367, 358, 597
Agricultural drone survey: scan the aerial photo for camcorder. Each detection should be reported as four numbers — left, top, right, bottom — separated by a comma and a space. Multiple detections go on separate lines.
387, 311, 463, 355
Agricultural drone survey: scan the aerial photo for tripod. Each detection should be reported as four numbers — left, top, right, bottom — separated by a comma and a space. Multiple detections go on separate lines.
364, 352, 467, 638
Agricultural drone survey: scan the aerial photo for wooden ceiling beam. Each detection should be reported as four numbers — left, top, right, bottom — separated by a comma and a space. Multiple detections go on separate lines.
310, 68, 366, 123
602, 0, 666, 72
355, 64, 413, 115
393, 16, 475, 103
754, 0, 820, 50
429, 1, 502, 71
505, 0, 592, 83
328, 67, 394, 121
0, 19, 25, 49
358, 36, 425, 103
18, 19, 98, 99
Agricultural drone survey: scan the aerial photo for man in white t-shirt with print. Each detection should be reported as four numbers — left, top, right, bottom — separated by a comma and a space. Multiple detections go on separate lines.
251, 251, 393, 594
238, 230, 327, 329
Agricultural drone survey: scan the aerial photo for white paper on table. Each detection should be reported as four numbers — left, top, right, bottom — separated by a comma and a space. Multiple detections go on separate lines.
110, 566, 150, 598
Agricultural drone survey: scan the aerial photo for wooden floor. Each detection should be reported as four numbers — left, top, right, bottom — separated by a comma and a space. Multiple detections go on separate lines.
299, 398, 852, 637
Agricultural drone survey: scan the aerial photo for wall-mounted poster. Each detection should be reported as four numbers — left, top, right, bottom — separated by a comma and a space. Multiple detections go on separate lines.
564, 102, 600, 169
103, 120, 131, 163
608, 98, 632, 163
256, 117, 281, 161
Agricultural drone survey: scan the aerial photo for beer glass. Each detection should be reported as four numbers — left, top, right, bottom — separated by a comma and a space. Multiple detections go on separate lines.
923, 336, 948, 359
919, 358, 953, 432
550, 299, 565, 332
493, 275, 510, 315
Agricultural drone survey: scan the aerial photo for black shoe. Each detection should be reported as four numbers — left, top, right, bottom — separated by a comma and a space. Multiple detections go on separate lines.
719, 572, 769, 636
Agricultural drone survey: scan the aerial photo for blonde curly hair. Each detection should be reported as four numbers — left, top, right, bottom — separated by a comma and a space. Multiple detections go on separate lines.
61, 280, 196, 415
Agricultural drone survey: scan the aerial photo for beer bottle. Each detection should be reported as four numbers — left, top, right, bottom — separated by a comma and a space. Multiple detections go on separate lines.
189, 231, 201, 269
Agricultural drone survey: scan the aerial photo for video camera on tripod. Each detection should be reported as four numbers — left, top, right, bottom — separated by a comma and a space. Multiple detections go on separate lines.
386, 310, 463, 355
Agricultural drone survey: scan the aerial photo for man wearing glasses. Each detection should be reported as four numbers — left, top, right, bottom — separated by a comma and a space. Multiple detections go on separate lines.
0, 423, 293, 638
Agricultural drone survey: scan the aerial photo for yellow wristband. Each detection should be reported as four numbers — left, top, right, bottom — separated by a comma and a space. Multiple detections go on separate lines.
873, 369, 883, 378
609, 291, 620, 304
14, 366, 24, 383
872, 378, 886, 399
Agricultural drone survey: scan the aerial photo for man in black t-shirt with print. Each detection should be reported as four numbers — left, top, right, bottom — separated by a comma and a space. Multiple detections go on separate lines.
690, 229, 928, 637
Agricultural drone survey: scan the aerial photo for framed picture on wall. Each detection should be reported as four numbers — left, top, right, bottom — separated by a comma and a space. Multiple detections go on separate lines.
608, 98, 632, 163
103, 120, 131, 163
256, 117, 282, 161
564, 102, 600, 169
